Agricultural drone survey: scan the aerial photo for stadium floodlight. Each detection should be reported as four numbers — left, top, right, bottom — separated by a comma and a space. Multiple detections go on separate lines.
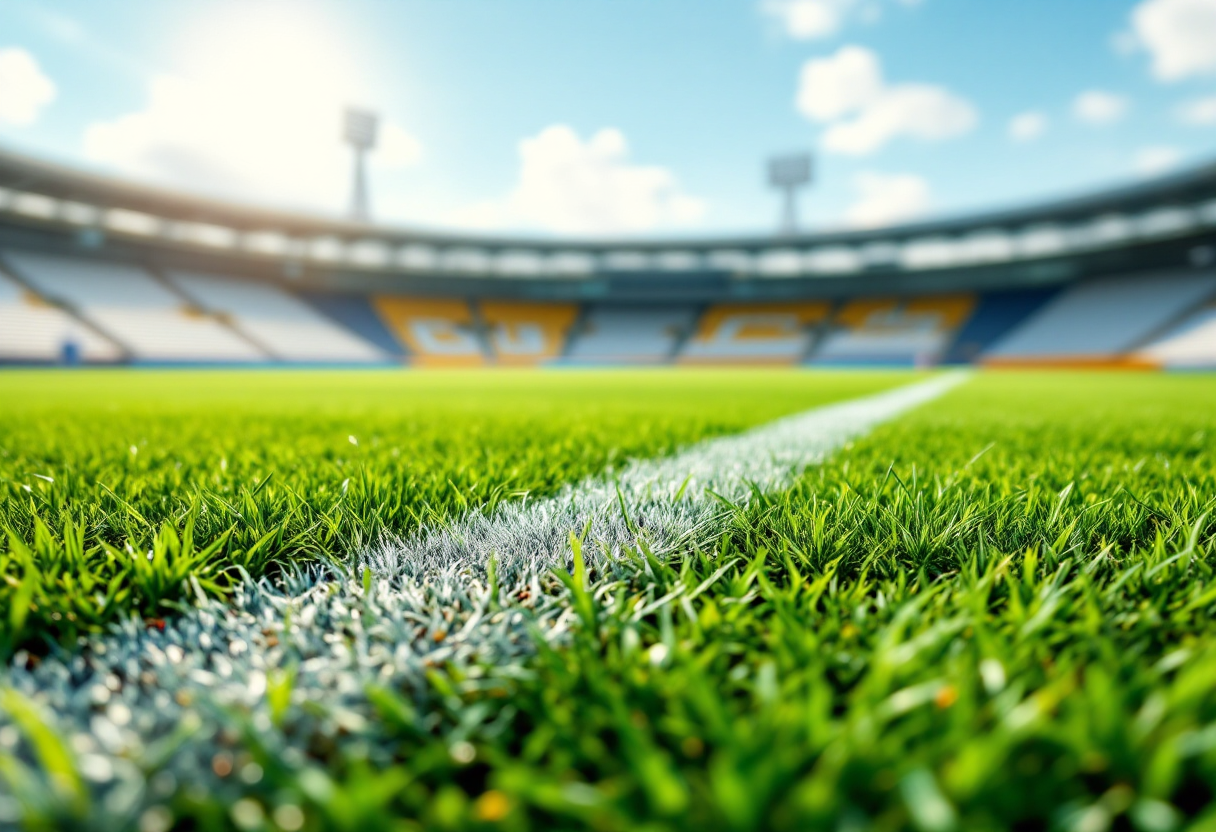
767, 153, 813, 236
344, 108, 379, 222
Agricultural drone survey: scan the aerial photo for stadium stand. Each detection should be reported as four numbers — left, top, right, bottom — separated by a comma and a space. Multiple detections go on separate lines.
983, 271, 1216, 364
1136, 303, 1216, 368
2, 146, 1216, 368
479, 301, 577, 365
811, 295, 975, 366
300, 293, 406, 358
373, 297, 485, 365
166, 271, 387, 363
3, 252, 264, 362
940, 288, 1058, 364
563, 305, 696, 364
681, 302, 830, 363
0, 268, 120, 363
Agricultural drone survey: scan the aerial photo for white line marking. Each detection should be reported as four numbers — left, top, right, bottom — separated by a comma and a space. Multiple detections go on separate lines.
363, 372, 968, 578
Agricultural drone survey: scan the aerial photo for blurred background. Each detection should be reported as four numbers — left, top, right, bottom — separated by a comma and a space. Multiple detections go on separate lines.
0, 0, 1214, 368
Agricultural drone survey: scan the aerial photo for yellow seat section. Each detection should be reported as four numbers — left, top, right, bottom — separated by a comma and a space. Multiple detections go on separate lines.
681, 302, 830, 363
373, 297, 484, 366
832, 298, 898, 329
811, 294, 976, 365
479, 301, 578, 365
830, 295, 974, 332
904, 294, 975, 329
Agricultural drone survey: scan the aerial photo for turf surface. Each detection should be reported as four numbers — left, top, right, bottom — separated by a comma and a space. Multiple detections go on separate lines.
0, 369, 904, 655
5, 369, 1216, 832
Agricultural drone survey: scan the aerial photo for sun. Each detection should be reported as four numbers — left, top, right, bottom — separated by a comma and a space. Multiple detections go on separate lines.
84, 1, 377, 208
174, 1, 364, 111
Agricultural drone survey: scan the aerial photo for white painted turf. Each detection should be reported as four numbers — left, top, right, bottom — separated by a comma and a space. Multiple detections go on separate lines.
0, 373, 966, 827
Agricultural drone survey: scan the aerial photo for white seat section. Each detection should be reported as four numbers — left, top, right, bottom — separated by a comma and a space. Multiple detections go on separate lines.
4, 252, 262, 361
984, 271, 1216, 360
168, 271, 386, 363
0, 270, 120, 362
816, 327, 950, 363
1136, 305, 1216, 367
565, 306, 695, 363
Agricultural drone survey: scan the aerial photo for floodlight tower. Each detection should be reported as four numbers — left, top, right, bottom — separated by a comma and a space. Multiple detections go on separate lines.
344, 108, 379, 222
767, 153, 813, 236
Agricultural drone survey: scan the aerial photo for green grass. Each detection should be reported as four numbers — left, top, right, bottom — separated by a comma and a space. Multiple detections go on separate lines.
6, 369, 1216, 831
0, 368, 905, 655
466, 371, 1216, 831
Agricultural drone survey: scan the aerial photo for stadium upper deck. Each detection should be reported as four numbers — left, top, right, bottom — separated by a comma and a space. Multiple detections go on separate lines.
1, 146, 1214, 366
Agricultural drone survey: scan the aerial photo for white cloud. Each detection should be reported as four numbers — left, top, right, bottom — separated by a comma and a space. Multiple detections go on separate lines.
822, 87, 975, 155
0, 48, 56, 126
846, 170, 930, 228
796, 45, 883, 120
80, 9, 420, 213
796, 45, 975, 156
1008, 111, 1048, 142
1130, 0, 1216, 81
1135, 145, 1182, 175
765, 0, 854, 40
1178, 94, 1216, 124
1073, 90, 1128, 125
449, 125, 705, 235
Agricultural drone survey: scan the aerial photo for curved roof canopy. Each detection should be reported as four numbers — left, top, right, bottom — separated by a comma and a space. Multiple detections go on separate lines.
1, 145, 1215, 253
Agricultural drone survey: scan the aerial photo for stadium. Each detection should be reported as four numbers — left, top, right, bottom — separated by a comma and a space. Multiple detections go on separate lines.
4, 2, 1216, 831
2, 145, 1216, 368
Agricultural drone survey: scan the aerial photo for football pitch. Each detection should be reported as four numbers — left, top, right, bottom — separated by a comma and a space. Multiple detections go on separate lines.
2, 368, 1216, 831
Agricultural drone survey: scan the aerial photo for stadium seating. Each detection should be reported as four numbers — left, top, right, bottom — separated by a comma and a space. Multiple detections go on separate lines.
167, 271, 386, 363
372, 297, 485, 365
564, 305, 696, 364
983, 271, 1216, 364
301, 293, 407, 358
3, 252, 263, 362
479, 302, 577, 365
680, 302, 830, 363
0, 268, 120, 363
940, 288, 1057, 364
4, 249, 1215, 369
1136, 303, 1216, 368
811, 295, 975, 366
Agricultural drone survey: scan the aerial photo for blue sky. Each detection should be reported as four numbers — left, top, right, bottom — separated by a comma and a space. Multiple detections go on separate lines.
1, 0, 1215, 237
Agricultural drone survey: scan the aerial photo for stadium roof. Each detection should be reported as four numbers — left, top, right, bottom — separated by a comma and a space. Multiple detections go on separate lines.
1, 144, 1215, 252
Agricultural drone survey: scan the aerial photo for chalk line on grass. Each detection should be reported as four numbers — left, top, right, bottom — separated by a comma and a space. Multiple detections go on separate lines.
362, 372, 967, 578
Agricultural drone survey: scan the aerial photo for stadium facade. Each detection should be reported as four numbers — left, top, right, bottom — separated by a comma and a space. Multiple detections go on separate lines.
1, 146, 1214, 368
